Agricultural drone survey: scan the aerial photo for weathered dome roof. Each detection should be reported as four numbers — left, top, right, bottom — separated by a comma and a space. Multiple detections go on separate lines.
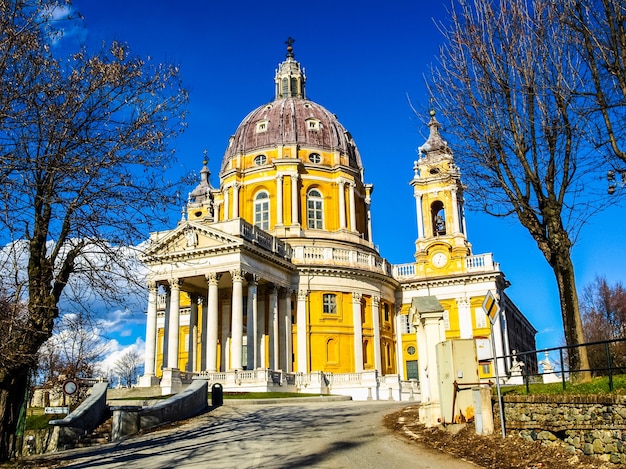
221, 97, 362, 172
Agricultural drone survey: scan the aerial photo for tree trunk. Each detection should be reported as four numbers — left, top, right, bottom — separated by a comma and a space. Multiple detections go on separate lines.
0, 366, 29, 461
552, 250, 591, 382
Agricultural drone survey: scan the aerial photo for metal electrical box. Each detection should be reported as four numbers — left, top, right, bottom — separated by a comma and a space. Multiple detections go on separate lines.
436, 339, 479, 424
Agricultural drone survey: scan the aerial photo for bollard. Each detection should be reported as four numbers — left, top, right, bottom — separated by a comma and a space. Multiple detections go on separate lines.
211, 383, 224, 407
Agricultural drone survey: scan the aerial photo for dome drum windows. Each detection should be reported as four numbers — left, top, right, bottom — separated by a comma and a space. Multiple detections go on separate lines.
253, 154, 267, 166
307, 188, 324, 229
254, 191, 270, 230
308, 152, 321, 164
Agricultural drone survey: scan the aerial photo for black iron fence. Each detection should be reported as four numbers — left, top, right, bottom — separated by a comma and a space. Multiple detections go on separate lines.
496, 337, 626, 393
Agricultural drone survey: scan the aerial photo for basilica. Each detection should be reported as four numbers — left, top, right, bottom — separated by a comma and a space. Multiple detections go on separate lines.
138, 42, 536, 406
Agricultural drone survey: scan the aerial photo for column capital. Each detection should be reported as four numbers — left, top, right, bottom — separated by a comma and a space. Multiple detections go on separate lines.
245, 273, 260, 285
297, 289, 308, 301
168, 278, 182, 290
372, 296, 380, 307
352, 292, 362, 304
268, 285, 279, 296
230, 269, 246, 282
205, 272, 222, 285
147, 280, 158, 291
277, 173, 284, 182
290, 173, 300, 183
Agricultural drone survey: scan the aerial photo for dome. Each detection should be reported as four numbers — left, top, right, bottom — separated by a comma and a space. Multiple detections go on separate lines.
220, 41, 362, 174
221, 97, 363, 172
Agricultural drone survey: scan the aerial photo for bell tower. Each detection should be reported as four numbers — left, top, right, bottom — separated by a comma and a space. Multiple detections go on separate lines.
410, 111, 471, 277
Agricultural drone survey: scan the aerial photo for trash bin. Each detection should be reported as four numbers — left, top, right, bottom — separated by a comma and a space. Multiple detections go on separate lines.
211, 383, 223, 407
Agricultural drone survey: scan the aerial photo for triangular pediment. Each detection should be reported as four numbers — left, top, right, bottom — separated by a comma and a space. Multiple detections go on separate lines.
141, 221, 243, 260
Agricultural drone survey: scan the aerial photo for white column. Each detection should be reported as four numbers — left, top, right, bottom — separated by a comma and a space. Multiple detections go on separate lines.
276, 175, 284, 225
231, 269, 244, 370
269, 286, 279, 370
258, 289, 267, 368
451, 190, 460, 234
232, 182, 240, 218
348, 182, 357, 232
200, 294, 207, 371
221, 298, 231, 371
458, 296, 473, 339
338, 180, 347, 229
162, 286, 170, 368
223, 186, 230, 220
372, 296, 382, 372
140, 282, 158, 386
352, 292, 364, 372
415, 194, 424, 239
290, 174, 299, 225
205, 273, 220, 372
395, 306, 405, 380
246, 276, 259, 370
187, 294, 198, 372
167, 279, 181, 370
280, 289, 291, 372
365, 198, 373, 243
296, 290, 308, 372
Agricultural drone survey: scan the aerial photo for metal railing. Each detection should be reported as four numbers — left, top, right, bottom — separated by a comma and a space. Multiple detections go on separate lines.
498, 337, 626, 393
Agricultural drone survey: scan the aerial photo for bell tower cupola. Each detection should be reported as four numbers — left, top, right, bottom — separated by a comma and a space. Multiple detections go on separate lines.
275, 37, 306, 99
187, 154, 217, 222
410, 111, 471, 276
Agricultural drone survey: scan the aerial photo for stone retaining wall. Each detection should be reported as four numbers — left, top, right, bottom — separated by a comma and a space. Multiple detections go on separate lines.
497, 394, 626, 464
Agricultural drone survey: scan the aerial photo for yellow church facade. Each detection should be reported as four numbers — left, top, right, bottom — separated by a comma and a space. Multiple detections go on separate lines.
139, 43, 536, 401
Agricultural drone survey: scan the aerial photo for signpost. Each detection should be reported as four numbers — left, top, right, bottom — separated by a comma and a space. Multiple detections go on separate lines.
482, 290, 506, 437
44, 406, 69, 415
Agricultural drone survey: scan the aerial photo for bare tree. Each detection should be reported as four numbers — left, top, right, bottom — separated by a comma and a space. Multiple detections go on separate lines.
0, 0, 188, 460
113, 349, 142, 388
35, 312, 109, 385
428, 0, 599, 379
580, 276, 626, 374
565, 0, 626, 166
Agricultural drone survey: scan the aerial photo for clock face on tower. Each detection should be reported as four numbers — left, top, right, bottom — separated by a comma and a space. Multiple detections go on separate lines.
432, 252, 448, 268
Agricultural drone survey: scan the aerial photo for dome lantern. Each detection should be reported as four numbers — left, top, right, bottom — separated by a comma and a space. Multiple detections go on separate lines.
274, 37, 306, 99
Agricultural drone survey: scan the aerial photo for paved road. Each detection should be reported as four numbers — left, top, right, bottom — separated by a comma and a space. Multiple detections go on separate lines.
34, 401, 477, 468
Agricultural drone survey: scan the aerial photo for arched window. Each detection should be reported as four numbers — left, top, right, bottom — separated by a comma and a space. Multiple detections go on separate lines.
307, 189, 323, 229
431, 200, 446, 236
254, 191, 270, 230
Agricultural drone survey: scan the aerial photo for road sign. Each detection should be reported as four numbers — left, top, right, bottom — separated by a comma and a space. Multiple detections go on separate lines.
62, 379, 78, 396
482, 290, 500, 324
44, 406, 69, 414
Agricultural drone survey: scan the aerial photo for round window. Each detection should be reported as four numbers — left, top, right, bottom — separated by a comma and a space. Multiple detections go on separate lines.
407, 346, 416, 356
254, 154, 267, 165
309, 153, 321, 164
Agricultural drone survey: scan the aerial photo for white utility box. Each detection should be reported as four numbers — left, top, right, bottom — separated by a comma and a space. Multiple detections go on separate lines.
436, 339, 479, 424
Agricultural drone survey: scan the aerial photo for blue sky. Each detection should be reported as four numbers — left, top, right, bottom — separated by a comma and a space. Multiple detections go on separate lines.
68, 0, 626, 357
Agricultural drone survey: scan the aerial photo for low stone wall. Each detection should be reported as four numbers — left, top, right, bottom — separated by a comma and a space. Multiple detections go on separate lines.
111, 380, 208, 441
48, 382, 109, 451
497, 394, 626, 464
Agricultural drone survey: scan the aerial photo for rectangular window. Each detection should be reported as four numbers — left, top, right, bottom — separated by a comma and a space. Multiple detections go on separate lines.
307, 199, 323, 229
399, 314, 413, 333
255, 200, 269, 230
383, 303, 390, 322
323, 293, 337, 314
475, 307, 487, 328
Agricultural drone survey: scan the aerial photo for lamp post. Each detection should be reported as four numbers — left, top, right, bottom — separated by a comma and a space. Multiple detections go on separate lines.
607, 169, 626, 194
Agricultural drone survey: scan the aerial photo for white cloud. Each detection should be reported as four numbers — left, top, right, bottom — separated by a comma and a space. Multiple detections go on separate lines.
95, 336, 145, 381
